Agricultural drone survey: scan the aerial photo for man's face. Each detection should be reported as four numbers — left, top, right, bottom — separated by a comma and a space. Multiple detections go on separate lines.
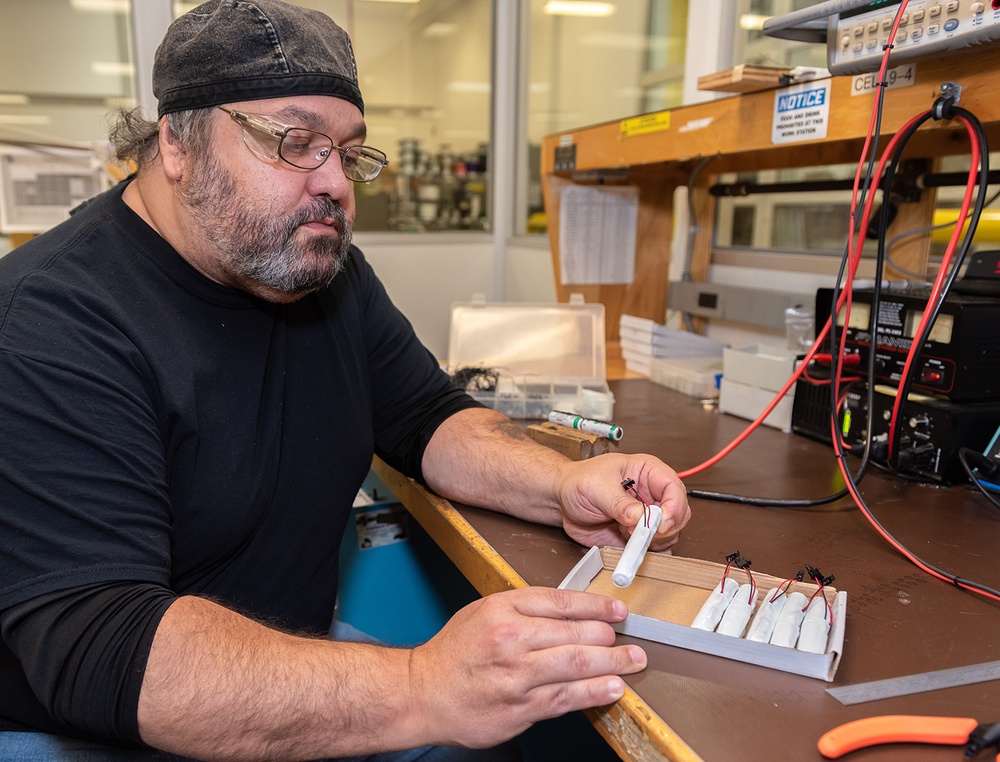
178, 96, 364, 301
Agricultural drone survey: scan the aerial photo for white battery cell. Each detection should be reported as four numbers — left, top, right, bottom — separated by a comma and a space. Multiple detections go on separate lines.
691, 577, 739, 632
769, 591, 808, 648
611, 504, 662, 588
796, 595, 832, 654
745, 588, 788, 643
716, 583, 756, 637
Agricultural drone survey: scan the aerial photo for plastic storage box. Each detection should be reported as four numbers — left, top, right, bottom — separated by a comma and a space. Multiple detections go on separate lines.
447, 296, 613, 420
719, 344, 800, 432
649, 355, 723, 399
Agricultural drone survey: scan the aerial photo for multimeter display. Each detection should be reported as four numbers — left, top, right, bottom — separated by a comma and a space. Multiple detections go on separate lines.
840, 0, 902, 21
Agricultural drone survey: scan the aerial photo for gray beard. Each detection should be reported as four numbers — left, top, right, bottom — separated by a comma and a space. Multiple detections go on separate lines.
180, 154, 353, 297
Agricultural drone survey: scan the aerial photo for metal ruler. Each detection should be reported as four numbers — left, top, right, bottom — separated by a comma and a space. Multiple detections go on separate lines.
827, 661, 1000, 706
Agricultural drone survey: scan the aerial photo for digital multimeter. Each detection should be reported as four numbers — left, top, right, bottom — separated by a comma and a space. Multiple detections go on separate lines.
763, 0, 1000, 75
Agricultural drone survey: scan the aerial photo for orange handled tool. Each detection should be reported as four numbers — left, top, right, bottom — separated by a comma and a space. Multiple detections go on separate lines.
818, 715, 1000, 760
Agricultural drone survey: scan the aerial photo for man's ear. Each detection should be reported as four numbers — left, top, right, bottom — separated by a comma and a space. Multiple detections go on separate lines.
158, 117, 186, 181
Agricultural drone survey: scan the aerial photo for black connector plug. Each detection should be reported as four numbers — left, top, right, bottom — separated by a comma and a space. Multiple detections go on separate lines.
965, 450, 1000, 481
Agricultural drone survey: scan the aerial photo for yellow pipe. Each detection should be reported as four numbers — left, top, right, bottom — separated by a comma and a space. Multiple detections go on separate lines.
930, 208, 1000, 244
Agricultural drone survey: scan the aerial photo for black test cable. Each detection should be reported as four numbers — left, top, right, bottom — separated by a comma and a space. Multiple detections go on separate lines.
959, 447, 1000, 514
687, 51, 895, 510
883, 106, 991, 468
832, 102, 1000, 602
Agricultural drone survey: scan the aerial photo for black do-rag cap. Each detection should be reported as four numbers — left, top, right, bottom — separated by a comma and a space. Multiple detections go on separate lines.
153, 0, 363, 117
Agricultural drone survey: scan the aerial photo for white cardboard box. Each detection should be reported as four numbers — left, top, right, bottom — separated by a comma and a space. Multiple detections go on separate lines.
559, 546, 846, 681
718, 377, 795, 432
723, 344, 799, 393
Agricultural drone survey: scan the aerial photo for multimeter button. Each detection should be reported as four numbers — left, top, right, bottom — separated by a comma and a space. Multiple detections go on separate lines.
971, 2, 986, 14
929, 4, 942, 16
943, 18, 959, 31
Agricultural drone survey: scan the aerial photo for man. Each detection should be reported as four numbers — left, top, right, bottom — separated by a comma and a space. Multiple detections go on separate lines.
0, 1, 691, 760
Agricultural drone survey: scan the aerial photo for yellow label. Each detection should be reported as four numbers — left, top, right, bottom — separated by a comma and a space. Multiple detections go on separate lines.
620, 111, 670, 137
842, 410, 852, 437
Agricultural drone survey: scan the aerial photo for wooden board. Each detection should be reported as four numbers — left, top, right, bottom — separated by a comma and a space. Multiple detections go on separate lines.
697, 64, 792, 94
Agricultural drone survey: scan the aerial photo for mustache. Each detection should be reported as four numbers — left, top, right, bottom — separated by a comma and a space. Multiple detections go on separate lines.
289, 198, 347, 231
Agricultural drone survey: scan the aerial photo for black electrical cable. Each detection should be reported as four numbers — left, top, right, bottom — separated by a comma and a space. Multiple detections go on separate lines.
686, 488, 848, 509
687, 48, 898, 511
824, 84, 898, 495
886, 106, 991, 466
833, 100, 1000, 601
867, 108, 937, 472
958, 447, 1000, 514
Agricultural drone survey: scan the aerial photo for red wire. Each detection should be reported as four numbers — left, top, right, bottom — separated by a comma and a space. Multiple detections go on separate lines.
678, 0, 912, 482
830, 114, 1000, 601
804, 586, 833, 625
886, 114, 981, 458
678, 110, 925, 480
625, 482, 651, 528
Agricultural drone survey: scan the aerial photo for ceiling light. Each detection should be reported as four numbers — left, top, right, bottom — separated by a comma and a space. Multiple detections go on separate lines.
544, 1, 616, 17
0, 94, 30, 105
0, 115, 52, 126
70, 0, 129, 13
447, 81, 491, 94
362, 0, 421, 4
91, 62, 135, 77
423, 22, 457, 37
739, 14, 769, 31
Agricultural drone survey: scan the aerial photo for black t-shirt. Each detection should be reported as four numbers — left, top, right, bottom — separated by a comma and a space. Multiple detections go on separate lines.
0, 182, 478, 743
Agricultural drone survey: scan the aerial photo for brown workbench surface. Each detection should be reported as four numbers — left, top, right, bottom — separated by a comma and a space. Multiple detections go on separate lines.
377, 379, 1000, 761
460, 380, 999, 762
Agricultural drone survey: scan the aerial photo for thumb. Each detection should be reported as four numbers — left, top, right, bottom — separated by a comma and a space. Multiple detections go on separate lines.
618, 498, 649, 530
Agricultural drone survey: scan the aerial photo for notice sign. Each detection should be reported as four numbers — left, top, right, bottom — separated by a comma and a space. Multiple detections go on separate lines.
771, 80, 831, 145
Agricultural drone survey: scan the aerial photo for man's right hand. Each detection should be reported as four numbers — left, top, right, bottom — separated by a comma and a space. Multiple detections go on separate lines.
406, 586, 645, 748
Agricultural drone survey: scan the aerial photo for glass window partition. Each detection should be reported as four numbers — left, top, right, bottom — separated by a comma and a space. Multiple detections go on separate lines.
522, 0, 688, 235
298, 0, 493, 233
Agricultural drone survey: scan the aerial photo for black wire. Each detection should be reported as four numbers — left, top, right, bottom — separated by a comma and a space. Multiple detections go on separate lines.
869, 108, 936, 470
687, 487, 848, 509
887, 106, 991, 465
834, 103, 1000, 601
958, 447, 1000, 514
838, 103, 937, 480
690, 68, 894, 510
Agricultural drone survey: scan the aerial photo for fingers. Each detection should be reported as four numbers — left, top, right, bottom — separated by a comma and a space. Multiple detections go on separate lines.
522, 644, 645, 714
522, 642, 647, 689
409, 588, 646, 747
511, 586, 628, 624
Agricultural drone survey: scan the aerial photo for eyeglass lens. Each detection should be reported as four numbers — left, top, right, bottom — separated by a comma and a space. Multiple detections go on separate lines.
341, 146, 387, 182
279, 129, 333, 170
